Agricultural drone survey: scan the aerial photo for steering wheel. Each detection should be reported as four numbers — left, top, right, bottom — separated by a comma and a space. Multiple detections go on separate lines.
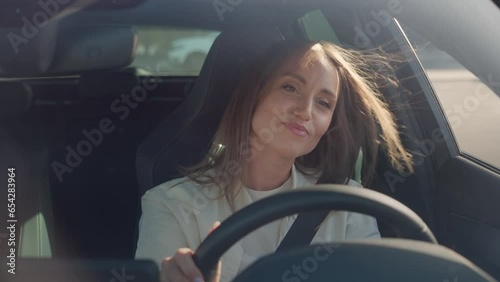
192, 184, 437, 281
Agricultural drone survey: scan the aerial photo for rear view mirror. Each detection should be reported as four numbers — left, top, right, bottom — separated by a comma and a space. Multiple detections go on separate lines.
49, 25, 137, 75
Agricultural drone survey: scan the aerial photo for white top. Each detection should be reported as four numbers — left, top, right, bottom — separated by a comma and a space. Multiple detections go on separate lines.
238, 175, 293, 273
135, 165, 380, 282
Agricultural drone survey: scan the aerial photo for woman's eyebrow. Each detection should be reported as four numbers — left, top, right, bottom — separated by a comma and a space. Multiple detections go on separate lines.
321, 88, 335, 97
283, 72, 336, 97
283, 72, 307, 85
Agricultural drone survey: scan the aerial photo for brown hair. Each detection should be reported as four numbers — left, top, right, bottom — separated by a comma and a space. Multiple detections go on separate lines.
181, 39, 413, 210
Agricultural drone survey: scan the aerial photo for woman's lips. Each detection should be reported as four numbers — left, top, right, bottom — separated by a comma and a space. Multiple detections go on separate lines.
284, 122, 309, 137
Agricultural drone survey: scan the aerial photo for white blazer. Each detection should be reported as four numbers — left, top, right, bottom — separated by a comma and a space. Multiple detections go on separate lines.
135, 165, 380, 282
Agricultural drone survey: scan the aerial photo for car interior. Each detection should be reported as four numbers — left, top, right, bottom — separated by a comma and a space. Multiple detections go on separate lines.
0, 0, 499, 281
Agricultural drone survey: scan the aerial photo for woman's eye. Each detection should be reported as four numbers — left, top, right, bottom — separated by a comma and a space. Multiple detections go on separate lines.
282, 84, 298, 93
318, 100, 333, 110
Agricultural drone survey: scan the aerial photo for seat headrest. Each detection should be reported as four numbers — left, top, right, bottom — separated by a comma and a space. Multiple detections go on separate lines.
0, 82, 33, 117
78, 68, 141, 99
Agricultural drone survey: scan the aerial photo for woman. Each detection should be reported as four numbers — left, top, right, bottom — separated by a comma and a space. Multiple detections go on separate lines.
135, 39, 413, 282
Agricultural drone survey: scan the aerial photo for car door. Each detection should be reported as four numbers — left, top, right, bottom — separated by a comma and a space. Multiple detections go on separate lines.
299, 0, 500, 279
384, 0, 500, 278
393, 1, 500, 279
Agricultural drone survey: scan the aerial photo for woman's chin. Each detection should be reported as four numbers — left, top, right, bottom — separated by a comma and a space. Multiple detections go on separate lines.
272, 144, 311, 160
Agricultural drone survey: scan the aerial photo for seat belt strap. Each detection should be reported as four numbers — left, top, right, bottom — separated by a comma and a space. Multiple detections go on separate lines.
275, 210, 330, 253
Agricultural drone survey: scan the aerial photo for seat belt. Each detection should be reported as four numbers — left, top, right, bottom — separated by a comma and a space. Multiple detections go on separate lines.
275, 162, 357, 253
275, 210, 330, 253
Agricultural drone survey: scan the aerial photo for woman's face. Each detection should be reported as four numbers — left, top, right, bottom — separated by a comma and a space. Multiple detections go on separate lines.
251, 54, 340, 160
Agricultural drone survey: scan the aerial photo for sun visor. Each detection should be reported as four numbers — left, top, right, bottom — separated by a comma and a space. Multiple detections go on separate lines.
0, 21, 59, 77
0, 24, 136, 77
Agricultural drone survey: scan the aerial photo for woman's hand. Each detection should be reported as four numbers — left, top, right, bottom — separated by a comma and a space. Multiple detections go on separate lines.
161, 221, 222, 282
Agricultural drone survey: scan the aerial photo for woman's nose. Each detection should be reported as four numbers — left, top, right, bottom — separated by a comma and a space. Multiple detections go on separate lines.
292, 99, 313, 121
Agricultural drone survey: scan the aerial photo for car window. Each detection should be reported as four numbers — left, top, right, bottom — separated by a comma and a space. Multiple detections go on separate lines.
299, 9, 341, 44
131, 27, 220, 76
402, 26, 500, 169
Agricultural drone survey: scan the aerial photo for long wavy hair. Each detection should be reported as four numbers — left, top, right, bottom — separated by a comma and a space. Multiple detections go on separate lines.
181, 39, 413, 211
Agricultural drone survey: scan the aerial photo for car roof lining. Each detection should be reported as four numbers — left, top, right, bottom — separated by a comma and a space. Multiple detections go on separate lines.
1, 0, 499, 92
56, 0, 375, 30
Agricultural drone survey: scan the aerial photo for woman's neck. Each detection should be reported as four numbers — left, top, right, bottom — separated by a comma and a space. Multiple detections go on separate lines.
243, 152, 294, 191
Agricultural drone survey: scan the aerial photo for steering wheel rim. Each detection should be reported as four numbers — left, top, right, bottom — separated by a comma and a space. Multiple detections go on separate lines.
192, 184, 437, 281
